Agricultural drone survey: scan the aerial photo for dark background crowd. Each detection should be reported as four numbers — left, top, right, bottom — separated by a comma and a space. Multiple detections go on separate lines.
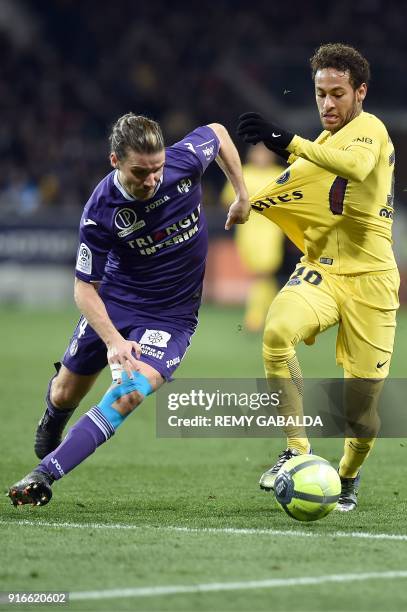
0, 0, 406, 218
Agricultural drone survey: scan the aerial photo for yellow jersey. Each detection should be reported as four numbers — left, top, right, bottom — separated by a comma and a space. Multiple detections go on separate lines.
250, 111, 396, 274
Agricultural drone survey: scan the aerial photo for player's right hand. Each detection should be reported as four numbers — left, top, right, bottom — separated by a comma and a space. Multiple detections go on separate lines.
225, 197, 251, 229
106, 338, 142, 382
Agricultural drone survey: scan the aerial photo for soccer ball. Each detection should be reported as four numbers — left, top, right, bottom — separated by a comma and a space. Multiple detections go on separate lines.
274, 454, 341, 522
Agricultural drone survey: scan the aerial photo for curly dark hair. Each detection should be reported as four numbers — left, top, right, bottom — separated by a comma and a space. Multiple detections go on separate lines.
310, 43, 370, 89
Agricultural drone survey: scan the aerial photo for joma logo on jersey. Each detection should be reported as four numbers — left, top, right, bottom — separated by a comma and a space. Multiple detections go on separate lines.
114, 208, 146, 237
145, 195, 170, 213
252, 190, 303, 212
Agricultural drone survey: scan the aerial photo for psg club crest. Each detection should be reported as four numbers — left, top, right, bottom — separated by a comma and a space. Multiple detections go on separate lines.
276, 170, 290, 185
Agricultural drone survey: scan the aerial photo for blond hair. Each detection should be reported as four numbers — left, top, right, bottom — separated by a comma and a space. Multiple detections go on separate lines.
109, 113, 164, 159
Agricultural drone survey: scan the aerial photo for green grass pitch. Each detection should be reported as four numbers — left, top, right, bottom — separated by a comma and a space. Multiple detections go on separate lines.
1, 305, 407, 611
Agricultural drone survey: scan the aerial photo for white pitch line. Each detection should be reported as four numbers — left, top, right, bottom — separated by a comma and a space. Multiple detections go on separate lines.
169, 525, 407, 541
69, 571, 407, 601
1, 518, 407, 542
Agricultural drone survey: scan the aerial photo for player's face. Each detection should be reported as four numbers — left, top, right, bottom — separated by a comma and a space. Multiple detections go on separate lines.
111, 148, 165, 200
315, 68, 367, 133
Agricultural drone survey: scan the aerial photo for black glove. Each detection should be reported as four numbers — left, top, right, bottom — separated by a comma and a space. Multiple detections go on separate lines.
263, 141, 291, 162
237, 112, 295, 150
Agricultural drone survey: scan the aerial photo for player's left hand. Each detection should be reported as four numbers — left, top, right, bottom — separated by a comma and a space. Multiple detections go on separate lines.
237, 112, 294, 149
225, 197, 251, 229
107, 338, 142, 383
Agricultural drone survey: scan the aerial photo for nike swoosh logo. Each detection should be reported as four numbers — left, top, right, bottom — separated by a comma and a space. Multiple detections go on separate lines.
83, 219, 97, 226
377, 360, 389, 369
272, 133, 281, 138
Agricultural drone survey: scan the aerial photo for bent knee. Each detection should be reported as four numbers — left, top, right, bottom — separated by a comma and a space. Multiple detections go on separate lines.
51, 379, 81, 408
112, 390, 144, 416
263, 319, 296, 351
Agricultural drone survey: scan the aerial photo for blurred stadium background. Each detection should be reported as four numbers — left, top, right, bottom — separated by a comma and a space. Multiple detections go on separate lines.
0, 0, 406, 306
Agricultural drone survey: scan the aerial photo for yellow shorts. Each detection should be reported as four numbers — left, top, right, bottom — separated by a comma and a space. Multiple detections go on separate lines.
280, 261, 400, 378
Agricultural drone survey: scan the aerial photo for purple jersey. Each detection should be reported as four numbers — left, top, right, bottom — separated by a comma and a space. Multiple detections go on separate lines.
75, 126, 220, 317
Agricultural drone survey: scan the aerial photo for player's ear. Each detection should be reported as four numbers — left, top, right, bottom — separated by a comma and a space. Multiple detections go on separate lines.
110, 152, 118, 168
356, 83, 367, 103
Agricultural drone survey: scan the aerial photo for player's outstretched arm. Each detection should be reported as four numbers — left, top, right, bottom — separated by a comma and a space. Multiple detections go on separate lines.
237, 112, 376, 182
74, 278, 141, 379
207, 123, 250, 230
286, 134, 376, 182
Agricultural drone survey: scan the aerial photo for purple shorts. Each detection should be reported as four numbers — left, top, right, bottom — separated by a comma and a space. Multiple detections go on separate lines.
62, 304, 197, 380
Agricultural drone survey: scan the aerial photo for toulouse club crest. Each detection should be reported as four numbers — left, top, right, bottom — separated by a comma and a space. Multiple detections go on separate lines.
177, 178, 192, 194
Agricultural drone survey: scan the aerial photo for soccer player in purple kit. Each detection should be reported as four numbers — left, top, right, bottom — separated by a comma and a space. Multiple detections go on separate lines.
8, 113, 250, 507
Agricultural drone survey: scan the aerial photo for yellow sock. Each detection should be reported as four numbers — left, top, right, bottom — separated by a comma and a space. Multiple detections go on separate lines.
262, 293, 320, 455
339, 371, 383, 478
339, 438, 375, 478
263, 346, 310, 453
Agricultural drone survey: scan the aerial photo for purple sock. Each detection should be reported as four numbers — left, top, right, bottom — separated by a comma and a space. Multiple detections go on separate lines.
39, 407, 115, 480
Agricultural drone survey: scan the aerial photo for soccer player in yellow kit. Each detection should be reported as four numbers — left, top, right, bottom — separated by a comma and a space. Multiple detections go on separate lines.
237, 43, 399, 511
